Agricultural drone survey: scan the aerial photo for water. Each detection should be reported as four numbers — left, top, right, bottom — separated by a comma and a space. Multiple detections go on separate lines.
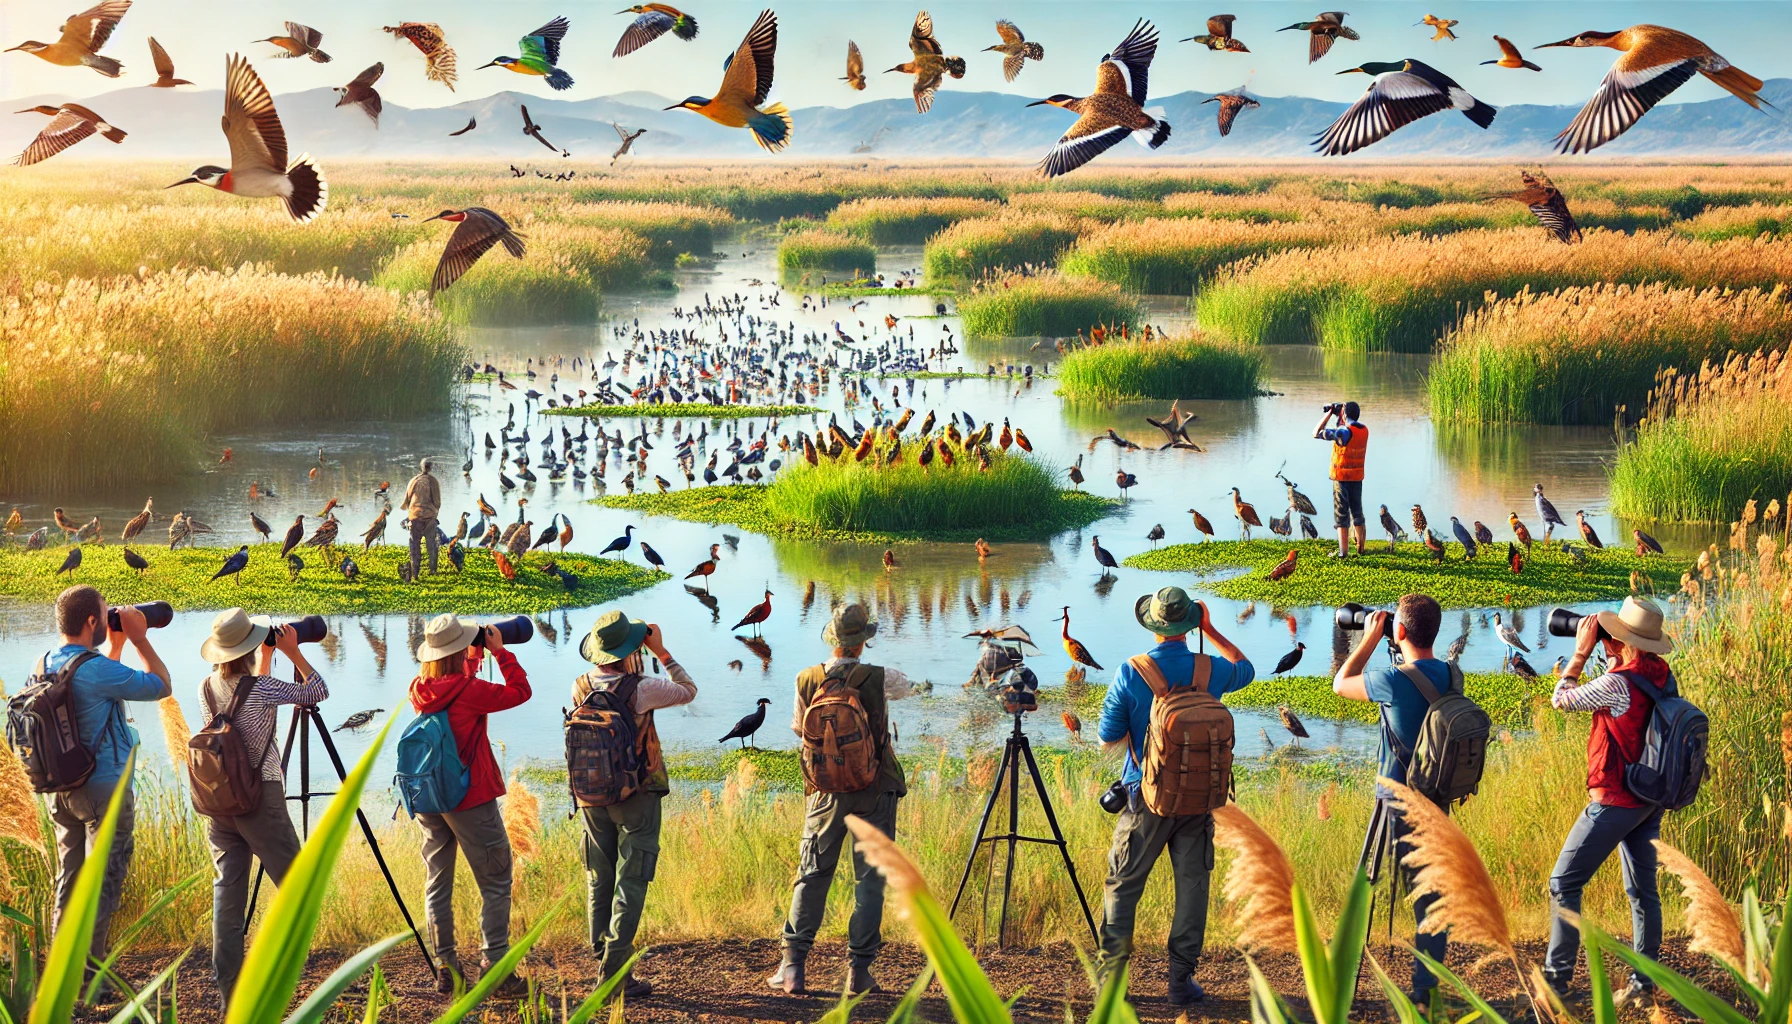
0, 243, 1689, 782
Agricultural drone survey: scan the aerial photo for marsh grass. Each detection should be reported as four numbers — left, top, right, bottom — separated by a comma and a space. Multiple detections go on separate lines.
1610, 351, 1792, 522
922, 214, 1084, 283
957, 272, 1143, 339
376, 224, 657, 325
826, 197, 1000, 244
0, 268, 460, 493
776, 229, 876, 278
1006, 190, 1163, 222
554, 201, 733, 263
1427, 283, 1792, 424
1061, 217, 1342, 294
546, 402, 821, 419
1055, 334, 1266, 402
1676, 202, 1792, 242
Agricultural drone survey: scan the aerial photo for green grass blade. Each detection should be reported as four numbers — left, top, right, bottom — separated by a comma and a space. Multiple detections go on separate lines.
0, 906, 33, 930
1291, 884, 1335, 1024
1246, 957, 1290, 1024
1744, 889, 1769, 986
430, 897, 566, 1024
103, 949, 189, 1024
280, 934, 407, 1024
1759, 898, 1792, 1024
1366, 953, 1427, 1024
906, 890, 1010, 1024
1580, 917, 1617, 1024
1411, 952, 1514, 1024
30, 751, 134, 1024
564, 953, 642, 1024
816, 986, 869, 1024
225, 719, 396, 1024
1085, 963, 1136, 1024
1325, 870, 1371, 1022
1711, 959, 1768, 1014
83, 870, 206, 1004
1575, 930, 1748, 1024
884, 965, 935, 1024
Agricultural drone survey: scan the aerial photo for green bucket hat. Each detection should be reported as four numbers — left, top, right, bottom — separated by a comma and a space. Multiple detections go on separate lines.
1134, 586, 1202, 636
580, 609, 649, 665
822, 602, 878, 648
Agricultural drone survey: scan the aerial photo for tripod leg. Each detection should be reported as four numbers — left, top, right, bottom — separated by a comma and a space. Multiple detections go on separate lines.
247, 708, 305, 929
948, 740, 1016, 922
1017, 737, 1099, 946
998, 735, 1021, 948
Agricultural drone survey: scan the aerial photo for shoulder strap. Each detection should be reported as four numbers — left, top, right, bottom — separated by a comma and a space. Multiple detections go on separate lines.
1396, 663, 1444, 704
611, 672, 642, 710
1616, 670, 1666, 705
1129, 653, 1209, 697
222, 673, 258, 721
46, 650, 100, 682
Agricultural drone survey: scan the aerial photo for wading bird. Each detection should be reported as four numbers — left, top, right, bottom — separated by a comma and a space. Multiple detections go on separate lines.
1058, 607, 1103, 671
1068, 455, 1085, 489
147, 37, 190, 86
732, 588, 773, 637
1411, 503, 1429, 538
685, 543, 721, 590
1633, 528, 1663, 556
1473, 520, 1494, 546
480, 17, 573, 91
610, 123, 647, 164
1493, 611, 1529, 663
842, 40, 865, 90
1316, 59, 1494, 155
279, 515, 305, 559
1450, 516, 1478, 558
614, 4, 698, 57
334, 63, 383, 125
449, 117, 476, 136
1486, 169, 1579, 243
1279, 11, 1357, 64
259, 22, 329, 62
1379, 504, 1406, 551
889, 11, 966, 114
1031, 19, 1171, 178
1509, 512, 1533, 549
1146, 524, 1165, 547
56, 547, 82, 578
985, 20, 1044, 82
384, 22, 457, 90
1534, 483, 1567, 541
212, 544, 250, 584
168, 55, 326, 223
335, 709, 384, 732
1091, 536, 1118, 576
1273, 641, 1306, 676
1417, 14, 1458, 41
720, 698, 771, 749
1062, 711, 1082, 743
1279, 705, 1310, 746
1541, 25, 1767, 154
640, 541, 666, 572
422, 207, 526, 296
123, 548, 149, 575
13, 103, 125, 165
665, 9, 791, 152
249, 511, 271, 541
1231, 487, 1262, 540
1482, 34, 1540, 71
601, 524, 636, 559
1277, 470, 1317, 516
1508, 653, 1539, 680
119, 498, 153, 543
1188, 508, 1215, 541
1266, 548, 1298, 581
7, 1, 131, 77
1184, 14, 1248, 52
1204, 87, 1259, 136
1576, 510, 1604, 549
1423, 528, 1445, 562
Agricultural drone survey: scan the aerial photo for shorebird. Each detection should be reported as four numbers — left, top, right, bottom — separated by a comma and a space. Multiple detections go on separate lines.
614, 4, 698, 58
1534, 484, 1567, 542
1576, 510, 1604, 549
1509, 512, 1533, 550
719, 699, 771, 749
167, 55, 326, 223
1273, 642, 1306, 676
1317, 59, 1494, 155
1091, 536, 1119, 576
732, 588, 773, 637
249, 511, 271, 542
279, 515, 305, 559
421, 208, 526, 295
1187, 508, 1215, 541
259, 22, 329, 62
1277, 470, 1317, 516
1058, 607, 1103, 671
1231, 487, 1262, 540
842, 40, 866, 90
1266, 549, 1298, 581
13, 103, 125, 165
519, 104, 559, 152
1278, 706, 1310, 746
1493, 611, 1529, 663
1184, 14, 1249, 52
1482, 34, 1541, 71
889, 11, 966, 114
480, 17, 573, 91
1411, 504, 1430, 538
1031, 19, 1170, 178
666, 10, 789, 152
1540, 25, 1767, 154
212, 545, 250, 585
1279, 12, 1358, 65
56, 548, 82, 579
334, 63, 384, 125
120, 498, 153, 542
335, 709, 385, 732
1423, 528, 1445, 562
1379, 505, 1406, 551
1450, 516, 1479, 559
147, 37, 190, 86
984, 19, 1044, 82
384, 22, 457, 90
1633, 528, 1663, 556
1417, 14, 1458, 41
7, 1, 131, 77
1486, 169, 1579, 243
685, 543, 721, 590
1204, 87, 1260, 137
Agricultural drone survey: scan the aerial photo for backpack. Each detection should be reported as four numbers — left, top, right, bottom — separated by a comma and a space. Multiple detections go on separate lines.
1620, 671, 1708, 810
1394, 662, 1491, 805
565, 674, 644, 809
1130, 654, 1234, 817
800, 664, 881, 794
6, 652, 100, 793
188, 675, 274, 817
394, 683, 470, 816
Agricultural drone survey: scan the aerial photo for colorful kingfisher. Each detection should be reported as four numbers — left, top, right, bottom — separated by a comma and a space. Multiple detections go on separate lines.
613, 4, 698, 57
6, 0, 130, 77
480, 17, 573, 91
166, 55, 327, 223
665, 9, 791, 152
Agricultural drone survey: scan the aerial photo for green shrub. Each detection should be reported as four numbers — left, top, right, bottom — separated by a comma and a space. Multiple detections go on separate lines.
922, 214, 1084, 283
957, 273, 1142, 339
1056, 335, 1265, 402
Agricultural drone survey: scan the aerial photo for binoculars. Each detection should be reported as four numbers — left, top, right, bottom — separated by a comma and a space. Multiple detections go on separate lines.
1099, 780, 1129, 814
1336, 602, 1394, 638
472, 615, 534, 648
106, 601, 173, 631
1322, 402, 1345, 414
1547, 607, 1607, 641
265, 615, 329, 646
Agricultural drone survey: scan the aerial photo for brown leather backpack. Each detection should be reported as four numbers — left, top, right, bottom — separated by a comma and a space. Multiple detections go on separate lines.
1131, 654, 1234, 816
189, 675, 275, 817
800, 664, 881, 794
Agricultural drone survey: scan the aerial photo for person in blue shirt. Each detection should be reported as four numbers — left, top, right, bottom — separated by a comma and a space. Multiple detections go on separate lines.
1332, 593, 1451, 1004
41, 585, 171, 989
1095, 586, 1254, 1006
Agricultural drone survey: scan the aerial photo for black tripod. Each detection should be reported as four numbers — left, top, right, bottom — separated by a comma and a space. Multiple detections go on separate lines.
948, 712, 1099, 948
246, 704, 434, 973
1358, 795, 1402, 949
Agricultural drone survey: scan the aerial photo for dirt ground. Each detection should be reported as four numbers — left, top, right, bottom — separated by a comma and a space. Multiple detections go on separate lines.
103, 936, 1729, 1023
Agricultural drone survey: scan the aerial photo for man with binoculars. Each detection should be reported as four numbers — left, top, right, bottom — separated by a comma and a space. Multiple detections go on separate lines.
1313, 400, 1368, 558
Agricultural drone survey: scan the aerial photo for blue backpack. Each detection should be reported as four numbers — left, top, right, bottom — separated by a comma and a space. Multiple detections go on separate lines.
394, 690, 469, 816
1621, 671, 1709, 811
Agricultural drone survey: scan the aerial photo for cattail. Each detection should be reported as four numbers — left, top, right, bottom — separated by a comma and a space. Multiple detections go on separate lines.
0, 737, 44, 853
159, 697, 191, 773
503, 773, 542, 862
1379, 778, 1514, 957
1653, 841, 1746, 976
1211, 804, 1298, 952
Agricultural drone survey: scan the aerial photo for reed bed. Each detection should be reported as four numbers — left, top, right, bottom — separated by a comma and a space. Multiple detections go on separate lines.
922, 213, 1084, 283
0, 268, 460, 492
1610, 352, 1792, 522
825, 196, 1000, 245
776, 229, 876, 279
554, 201, 733, 262
957, 272, 1143, 339
1060, 217, 1343, 294
1161, 191, 1313, 223
1427, 283, 1792, 424
1676, 202, 1792, 242
1055, 334, 1266, 402
1005, 190, 1164, 222
377, 223, 655, 325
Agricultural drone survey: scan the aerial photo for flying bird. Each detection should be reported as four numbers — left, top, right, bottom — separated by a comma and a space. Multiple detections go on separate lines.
259, 22, 329, 62
614, 4, 698, 58
167, 55, 327, 223
422, 208, 526, 296
334, 63, 384, 125
1279, 11, 1358, 64
6, 0, 131, 77
1184, 15, 1248, 52
448, 116, 476, 136
519, 104, 559, 152
147, 37, 190, 87
888, 11, 966, 114
1031, 19, 1171, 178
1482, 34, 1541, 71
719, 698, 771, 749
1541, 25, 1767, 154
1204, 87, 1259, 136
480, 17, 573, 91
384, 22, 457, 90
610, 123, 647, 164
985, 20, 1044, 82
1486, 169, 1579, 243
664, 9, 791, 152
1316, 59, 1494, 155
1417, 14, 1458, 41
842, 40, 865, 90
12, 103, 125, 165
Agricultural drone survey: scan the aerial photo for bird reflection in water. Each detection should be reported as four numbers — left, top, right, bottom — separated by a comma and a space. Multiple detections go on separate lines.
737, 635, 773, 672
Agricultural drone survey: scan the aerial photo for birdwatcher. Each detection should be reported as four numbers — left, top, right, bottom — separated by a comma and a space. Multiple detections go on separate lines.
568, 611, 696, 1001
400, 457, 442, 580
1544, 596, 1685, 1009
407, 614, 532, 996
768, 602, 930, 997
1096, 586, 1254, 1005
1332, 593, 1456, 1005
194, 608, 328, 1011
31, 586, 171, 1000
1314, 400, 1368, 558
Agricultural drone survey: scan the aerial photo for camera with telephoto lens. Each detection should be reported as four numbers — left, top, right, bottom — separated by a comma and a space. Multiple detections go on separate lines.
1099, 780, 1129, 814
1336, 602, 1394, 638
106, 601, 173, 632
472, 615, 534, 648
263, 615, 328, 646
1322, 402, 1344, 414
1547, 607, 1608, 641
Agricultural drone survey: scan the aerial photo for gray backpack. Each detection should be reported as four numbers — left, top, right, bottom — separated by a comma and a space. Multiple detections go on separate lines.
1390, 662, 1490, 805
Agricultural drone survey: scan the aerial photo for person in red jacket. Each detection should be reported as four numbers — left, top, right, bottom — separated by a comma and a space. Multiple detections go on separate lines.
408, 613, 532, 996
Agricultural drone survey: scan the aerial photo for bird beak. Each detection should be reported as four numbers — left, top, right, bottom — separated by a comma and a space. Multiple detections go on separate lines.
4, 44, 29, 53
1535, 37, 1576, 48
422, 212, 446, 223
1025, 99, 1049, 107
165, 176, 199, 188
476, 59, 500, 70
662, 101, 684, 110
1336, 66, 1368, 75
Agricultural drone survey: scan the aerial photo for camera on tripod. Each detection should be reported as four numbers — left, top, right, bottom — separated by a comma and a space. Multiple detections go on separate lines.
264, 615, 329, 646
106, 601, 173, 631
1547, 607, 1607, 641
1336, 602, 1394, 638
472, 615, 534, 647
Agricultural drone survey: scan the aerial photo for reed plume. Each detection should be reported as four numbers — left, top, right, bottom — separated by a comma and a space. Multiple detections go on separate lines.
159, 696, 191, 772
0, 736, 44, 853
845, 814, 927, 904
1652, 840, 1745, 974
1212, 803, 1298, 952
504, 772, 542, 862
1379, 778, 1514, 956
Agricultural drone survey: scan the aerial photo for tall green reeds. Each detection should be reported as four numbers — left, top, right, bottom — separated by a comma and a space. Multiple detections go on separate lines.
826, 196, 999, 244
554, 201, 733, 262
776, 229, 876, 279
377, 224, 655, 325
764, 448, 1086, 537
1061, 217, 1340, 294
957, 272, 1143, 339
1056, 335, 1265, 402
922, 214, 1084, 283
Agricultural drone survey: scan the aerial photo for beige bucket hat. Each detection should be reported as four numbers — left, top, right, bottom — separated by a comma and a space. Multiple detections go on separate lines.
822, 603, 878, 648
200, 608, 271, 664
416, 612, 480, 662
1596, 596, 1674, 656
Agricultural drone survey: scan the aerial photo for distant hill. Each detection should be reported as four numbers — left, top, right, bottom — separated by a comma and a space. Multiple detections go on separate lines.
6, 81, 1792, 163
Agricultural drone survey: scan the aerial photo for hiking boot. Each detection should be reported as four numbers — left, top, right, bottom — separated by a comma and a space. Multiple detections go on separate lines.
766, 960, 806, 995
1328, 549, 1348, 559
1613, 981, 1654, 1011
1168, 973, 1206, 1006
848, 964, 881, 996
619, 975, 653, 1000
482, 960, 529, 1000
435, 966, 458, 995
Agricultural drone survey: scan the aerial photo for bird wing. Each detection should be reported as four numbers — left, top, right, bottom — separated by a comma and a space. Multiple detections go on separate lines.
286, 23, 321, 49
222, 54, 288, 174
1102, 19, 1158, 105
1494, 35, 1522, 61
1039, 120, 1130, 178
1314, 70, 1451, 155
996, 19, 1024, 44
61, 0, 130, 53
912, 65, 944, 113
149, 35, 175, 77
349, 61, 383, 89
613, 121, 630, 141
433, 208, 525, 294
1554, 56, 1699, 154
615, 9, 675, 56
450, 117, 476, 135
1530, 193, 1581, 243
1208, 15, 1236, 37
16, 109, 97, 165
718, 8, 779, 107
846, 39, 863, 78
1216, 94, 1257, 135
910, 11, 942, 56
522, 17, 569, 66
1003, 52, 1025, 82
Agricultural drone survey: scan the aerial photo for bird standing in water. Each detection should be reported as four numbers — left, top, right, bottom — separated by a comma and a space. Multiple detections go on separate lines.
1485, 170, 1579, 243
1030, 19, 1171, 178
146, 37, 190, 87
479, 17, 574, 91
335, 709, 385, 732
1090, 536, 1118, 576
1493, 611, 1530, 663
984, 20, 1044, 82
1183, 15, 1248, 52
167, 55, 327, 223
259, 22, 330, 62
1540, 25, 1767, 154
1279, 11, 1358, 64
7, 1, 131, 77
685, 543, 721, 590
422, 208, 526, 295
732, 589, 773, 637
1278, 706, 1310, 747
1316, 59, 1495, 155
334, 63, 384, 125
1273, 642, 1306, 676
1058, 607, 1103, 671
613, 4, 698, 57
384, 22, 457, 90
665, 9, 791, 153
13, 103, 126, 165
889, 11, 966, 114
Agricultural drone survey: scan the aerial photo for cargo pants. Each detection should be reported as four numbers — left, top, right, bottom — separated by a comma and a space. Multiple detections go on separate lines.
418, 799, 513, 972
409, 516, 440, 577
780, 788, 899, 967
50, 777, 136, 966
582, 791, 663, 980
207, 792, 303, 1003
1098, 791, 1214, 981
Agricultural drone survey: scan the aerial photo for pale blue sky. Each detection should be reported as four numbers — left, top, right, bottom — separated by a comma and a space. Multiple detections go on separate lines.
3, 1, 1783, 111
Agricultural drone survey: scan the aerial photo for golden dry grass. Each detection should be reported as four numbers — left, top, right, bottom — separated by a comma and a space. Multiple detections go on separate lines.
158, 697, 191, 774
826, 196, 1001, 244
1380, 778, 1514, 957
1652, 840, 1745, 974
1212, 803, 1298, 952
504, 773, 544, 862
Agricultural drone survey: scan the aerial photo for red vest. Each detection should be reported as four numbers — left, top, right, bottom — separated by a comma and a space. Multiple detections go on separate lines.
1586, 675, 1652, 808
1330, 422, 1368, 482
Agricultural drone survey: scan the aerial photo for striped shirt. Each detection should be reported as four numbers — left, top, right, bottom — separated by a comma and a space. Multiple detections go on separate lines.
1551, 671, 1632, 716
198, 671, 330, 782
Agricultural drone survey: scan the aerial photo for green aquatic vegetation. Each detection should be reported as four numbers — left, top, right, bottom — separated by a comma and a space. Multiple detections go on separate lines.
1123, 539, 1683, 608
375, 224, 660, 325
776, 230, 876, 277
826, 196, 1000, 245
957, 273, 1143, 339
0, 544, 664, 614
1055, 335, 1266, 402
545, 402, 820, 419
922, 214, 1084, 283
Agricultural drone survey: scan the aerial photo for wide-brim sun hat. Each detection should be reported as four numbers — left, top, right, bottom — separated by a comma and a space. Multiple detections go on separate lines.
416, 612, 481, 662
1134, 586, 1200, 635
1595, 595, 1674, 656
581, 609, 650, 665
822, 602, 878, 648
200, 607, 271, 664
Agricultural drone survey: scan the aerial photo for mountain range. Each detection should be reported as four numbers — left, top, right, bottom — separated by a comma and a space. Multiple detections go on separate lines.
7, 80, 1792, 164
